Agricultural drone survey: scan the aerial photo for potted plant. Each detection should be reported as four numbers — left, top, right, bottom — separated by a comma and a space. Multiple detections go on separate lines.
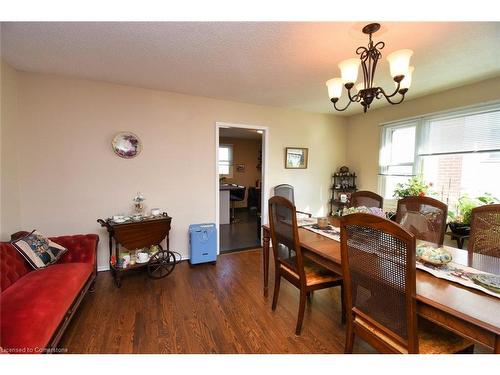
448, 193, 499, 235
393, 176, 431, 199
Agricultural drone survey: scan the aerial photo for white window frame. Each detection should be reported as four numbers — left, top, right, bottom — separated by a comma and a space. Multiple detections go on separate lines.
378, 120, 421, 200
218, 143, 233, 178
378, 101, 500, 201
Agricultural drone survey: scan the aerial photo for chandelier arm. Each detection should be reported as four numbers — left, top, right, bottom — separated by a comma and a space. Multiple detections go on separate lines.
377, 86, 407, 105
378, 80, 402, 99
346, 87, 359, 103
385, 93, 406, 105
331, 99, 353, 112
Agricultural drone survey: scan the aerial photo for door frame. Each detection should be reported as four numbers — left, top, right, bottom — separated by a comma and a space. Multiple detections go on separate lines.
215, 122, 269, 254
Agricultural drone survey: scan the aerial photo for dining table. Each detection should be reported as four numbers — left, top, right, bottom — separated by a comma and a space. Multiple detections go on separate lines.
261, 218, 500, 353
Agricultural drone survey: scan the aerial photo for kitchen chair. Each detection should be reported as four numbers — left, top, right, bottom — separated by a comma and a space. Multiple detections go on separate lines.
268, 196, 344, 335
468, 204, 500, 257
273, 184, 312, 217
348, 190, 384, 209
339, 213, 473, 353
229, 185, 246, 222
396, 196, 447, 246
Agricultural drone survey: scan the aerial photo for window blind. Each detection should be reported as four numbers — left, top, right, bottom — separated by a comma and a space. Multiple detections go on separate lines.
418, 108, 500, 156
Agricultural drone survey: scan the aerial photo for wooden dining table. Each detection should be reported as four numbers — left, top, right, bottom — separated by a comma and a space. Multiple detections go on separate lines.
261, 220, 500, 353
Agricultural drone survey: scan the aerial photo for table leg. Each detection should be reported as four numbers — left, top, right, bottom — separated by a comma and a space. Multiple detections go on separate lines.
262, 227, 270, 297
495, 334, 499, 354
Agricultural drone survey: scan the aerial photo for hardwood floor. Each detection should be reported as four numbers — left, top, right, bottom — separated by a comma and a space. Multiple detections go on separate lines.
60, 249, 375, 353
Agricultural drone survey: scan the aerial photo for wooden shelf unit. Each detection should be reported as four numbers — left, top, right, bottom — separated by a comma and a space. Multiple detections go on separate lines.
330, 170, 357, 215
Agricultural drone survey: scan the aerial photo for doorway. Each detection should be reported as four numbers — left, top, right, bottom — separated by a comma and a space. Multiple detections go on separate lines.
215, 122, 268, 254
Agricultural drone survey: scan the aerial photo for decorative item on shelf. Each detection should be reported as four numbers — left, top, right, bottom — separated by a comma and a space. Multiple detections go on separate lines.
151, 208, 161, 216
393, 176, 431, 199
448, 193, 499, 236
326, 23, 414, 113
285, 147, 308, 169
150, 244, 161, 255
133, 192, 145, 215
112, 131, 142, 158
136, 251, 150, 264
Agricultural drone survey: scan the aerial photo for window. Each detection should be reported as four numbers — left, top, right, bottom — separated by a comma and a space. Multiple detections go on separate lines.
379, 121, 418, 200
219, 144, 233, 177
379, 103, 500, 209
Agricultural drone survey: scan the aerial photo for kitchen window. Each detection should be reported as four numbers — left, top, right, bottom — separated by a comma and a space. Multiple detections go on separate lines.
219, 144, 233, 177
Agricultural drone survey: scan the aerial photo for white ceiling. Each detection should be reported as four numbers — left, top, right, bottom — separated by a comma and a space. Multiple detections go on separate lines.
1, 22, 499, 115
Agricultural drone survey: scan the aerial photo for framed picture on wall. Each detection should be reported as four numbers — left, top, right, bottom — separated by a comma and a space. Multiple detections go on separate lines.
285, 147, 308, 169
236, 164, 245, 173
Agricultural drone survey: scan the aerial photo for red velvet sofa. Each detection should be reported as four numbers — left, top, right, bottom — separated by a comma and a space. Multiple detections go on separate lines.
0, 233, 98, 354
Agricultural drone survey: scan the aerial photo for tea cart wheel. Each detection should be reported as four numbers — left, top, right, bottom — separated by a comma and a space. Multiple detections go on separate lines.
147, 250, 176, 279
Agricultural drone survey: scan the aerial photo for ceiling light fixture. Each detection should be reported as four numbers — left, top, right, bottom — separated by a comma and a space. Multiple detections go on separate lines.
326, 23, 414, 113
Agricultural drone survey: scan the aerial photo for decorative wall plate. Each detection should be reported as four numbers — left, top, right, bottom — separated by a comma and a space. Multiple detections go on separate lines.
112, 132, 142, 158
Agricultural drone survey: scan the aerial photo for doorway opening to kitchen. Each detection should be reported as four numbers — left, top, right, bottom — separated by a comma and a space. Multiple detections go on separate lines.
215, 123, 268, 254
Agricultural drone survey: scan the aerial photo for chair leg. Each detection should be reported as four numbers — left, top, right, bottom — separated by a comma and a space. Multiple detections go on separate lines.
295, 289, 307, 335
272, 271, 281, 311
340, 283, 346, 324
345, 320, 355, 354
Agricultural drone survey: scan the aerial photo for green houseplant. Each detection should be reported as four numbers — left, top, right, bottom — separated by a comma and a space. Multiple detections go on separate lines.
448, 193, 499, 235
393, 176, 431, 199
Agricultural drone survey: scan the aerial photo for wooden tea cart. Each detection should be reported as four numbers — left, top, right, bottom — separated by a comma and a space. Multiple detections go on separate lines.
97, 213, 174, 287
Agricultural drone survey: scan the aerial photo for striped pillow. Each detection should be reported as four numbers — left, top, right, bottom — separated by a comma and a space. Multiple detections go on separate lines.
11, 231, 68, 269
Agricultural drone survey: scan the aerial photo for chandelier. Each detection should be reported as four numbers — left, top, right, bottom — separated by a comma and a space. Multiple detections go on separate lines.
326, 23, 414, 113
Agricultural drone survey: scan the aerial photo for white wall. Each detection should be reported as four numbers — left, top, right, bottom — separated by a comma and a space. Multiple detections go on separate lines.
4, 67, 347, 270
1, 61, 21, 239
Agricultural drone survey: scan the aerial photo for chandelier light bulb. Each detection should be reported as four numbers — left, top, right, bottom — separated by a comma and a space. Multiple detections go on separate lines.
387, 49, 413, 79
326, 78, 344, 99
338, 58, 360, 84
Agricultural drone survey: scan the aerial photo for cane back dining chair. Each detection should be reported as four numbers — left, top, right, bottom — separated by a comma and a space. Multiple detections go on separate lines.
268, 196, 344, 335
468, 204, 500, 257
273, 184, 312, 217
348, 190, 384, 209
396, 196, 447, 246
339, 213, 473, 354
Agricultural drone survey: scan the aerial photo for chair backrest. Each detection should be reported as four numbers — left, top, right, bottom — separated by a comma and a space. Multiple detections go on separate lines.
268, 196, 305, 280
348, 190, 384, 209
396, 196, 447, 246
274, 184, 295, 205
468, 204, 500, 257
340, 213, 418, 353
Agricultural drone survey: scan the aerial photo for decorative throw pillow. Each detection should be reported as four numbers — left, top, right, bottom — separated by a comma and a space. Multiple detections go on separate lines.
11, 230, 68, 269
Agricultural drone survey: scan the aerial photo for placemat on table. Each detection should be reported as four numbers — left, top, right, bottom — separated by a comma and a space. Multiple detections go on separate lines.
417, 261, 500, 299
303, 224, 341, 242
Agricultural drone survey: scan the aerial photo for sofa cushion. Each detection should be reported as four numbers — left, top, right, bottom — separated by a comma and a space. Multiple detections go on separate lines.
11, 231, 68, 269
0, 262, 93, 353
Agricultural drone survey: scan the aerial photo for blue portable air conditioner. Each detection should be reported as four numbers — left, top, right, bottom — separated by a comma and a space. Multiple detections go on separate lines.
189, 223, 217, 265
